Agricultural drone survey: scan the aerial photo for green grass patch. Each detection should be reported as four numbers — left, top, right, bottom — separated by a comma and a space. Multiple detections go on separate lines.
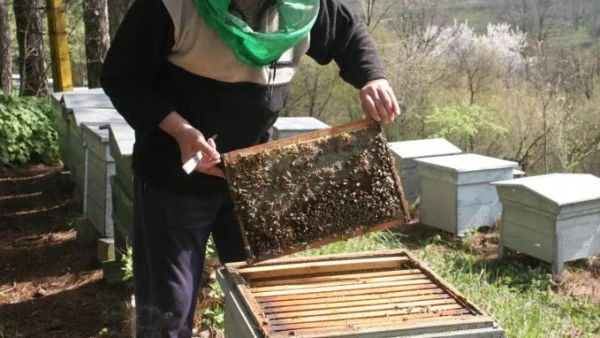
417, 239, 600, 337
294, 230, 600, 337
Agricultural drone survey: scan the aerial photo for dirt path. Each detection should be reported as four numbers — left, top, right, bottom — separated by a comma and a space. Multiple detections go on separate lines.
0, 165, 130, 338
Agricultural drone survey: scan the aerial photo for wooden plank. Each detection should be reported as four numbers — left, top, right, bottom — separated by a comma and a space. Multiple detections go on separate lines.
226, 119, 375, 158
250, 268, 421, 287
228, 248, 411, 268
271, 312, 492, 337
262, 293, 452, 315
268, 298, 458, 321
258, 285, 444, 309
237, 256, 410, 279
230, 274, 274, 334
250, 272, 426, 293
257, 282, 440, 303
402, 250, 486, 317
252, 278, 433, 297
269, 303, 466, 327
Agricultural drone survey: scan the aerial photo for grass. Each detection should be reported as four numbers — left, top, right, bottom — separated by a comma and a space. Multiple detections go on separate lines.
294, 229, 600, 338
0, 320, 21, 338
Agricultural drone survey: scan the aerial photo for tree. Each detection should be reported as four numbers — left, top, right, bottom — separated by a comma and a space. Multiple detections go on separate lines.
14, 0, 49, 96
532, 0, 556, 45
107, 0, 133, 40
362, 0, 398, 31
570, 0, 582, 31
425, 103, 507, 152
282, 59, 339, 121
0, 0, 11, 93
82, 0, 109, 88
501, 0, 530, 34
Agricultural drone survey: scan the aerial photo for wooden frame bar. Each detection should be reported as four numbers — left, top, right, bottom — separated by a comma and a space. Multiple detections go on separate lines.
222, 119, 416, 262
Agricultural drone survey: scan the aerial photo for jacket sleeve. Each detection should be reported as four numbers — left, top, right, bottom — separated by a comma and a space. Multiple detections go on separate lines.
306, 0, 386, 89
101, 0, 175, 141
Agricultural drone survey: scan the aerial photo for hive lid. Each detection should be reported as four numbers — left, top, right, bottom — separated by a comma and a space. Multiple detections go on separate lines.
493, 173, 600, 206
388, 138, 462, 160
415, 153, 517, 172
105, 122, 135, 157
222, 119, 416, 262
82, 123, 109, 142
272, 116, 330, 131
69, 107, 124, 127
60, 89, 114, 109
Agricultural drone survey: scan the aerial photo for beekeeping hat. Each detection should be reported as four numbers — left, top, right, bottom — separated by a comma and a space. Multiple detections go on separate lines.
194, 0, 320, 68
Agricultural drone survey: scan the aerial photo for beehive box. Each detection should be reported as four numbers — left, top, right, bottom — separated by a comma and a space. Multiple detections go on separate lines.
81, 123, 115, 237
52, 90, 115, 171
107, 121, 135, 198
107, 121, 136, 263
415, 154, 517, 236
388, 138, 462, 205
223, 119, 414, 261
270, 117, 330, 140
111, 175, 134, 262
217, 249, 505, 337
493, 173, 600, 274
50, 92, 71, 168
66, 108, 124, 201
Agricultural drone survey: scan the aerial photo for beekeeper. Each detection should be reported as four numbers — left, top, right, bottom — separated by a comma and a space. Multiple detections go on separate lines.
101, 0, 399, 336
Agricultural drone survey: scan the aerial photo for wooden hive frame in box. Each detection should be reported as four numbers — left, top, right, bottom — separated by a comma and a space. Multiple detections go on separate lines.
222, 119, 417, 262
217, 249, 505, 337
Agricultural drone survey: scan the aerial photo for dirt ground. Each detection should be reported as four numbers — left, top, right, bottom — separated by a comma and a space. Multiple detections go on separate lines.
1, 164, 598, 338
0, 164, 131, 338
0, 164, 225, 338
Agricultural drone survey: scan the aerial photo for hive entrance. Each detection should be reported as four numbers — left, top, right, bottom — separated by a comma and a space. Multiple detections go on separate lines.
223, 120, 414, 261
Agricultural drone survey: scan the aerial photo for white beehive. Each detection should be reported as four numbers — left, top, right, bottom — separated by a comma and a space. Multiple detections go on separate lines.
107, 121, 135, 198
493, 173, 600, 274
388, 138, 462, 205
52, 89, 115, 171
416, 154, 517, 236
107, 121, 136, 260
81, 123, 115, 237
270, 117, 329, 140
67, 108, 124, 201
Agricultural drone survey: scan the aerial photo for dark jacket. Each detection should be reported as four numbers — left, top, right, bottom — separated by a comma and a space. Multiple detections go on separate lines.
101, 0, 386, 195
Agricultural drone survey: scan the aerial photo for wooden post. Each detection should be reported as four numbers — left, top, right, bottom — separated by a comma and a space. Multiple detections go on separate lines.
47, 0, 73, 92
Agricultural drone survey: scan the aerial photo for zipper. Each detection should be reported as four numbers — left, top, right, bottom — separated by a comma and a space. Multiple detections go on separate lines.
266, 61, 277, 102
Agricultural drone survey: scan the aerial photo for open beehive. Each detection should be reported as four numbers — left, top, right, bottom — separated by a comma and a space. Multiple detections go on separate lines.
222, 119, 415, 261
217, 249, 505, 337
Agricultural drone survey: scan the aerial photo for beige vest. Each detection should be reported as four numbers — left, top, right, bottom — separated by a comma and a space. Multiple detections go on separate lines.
162, 0, 310, 85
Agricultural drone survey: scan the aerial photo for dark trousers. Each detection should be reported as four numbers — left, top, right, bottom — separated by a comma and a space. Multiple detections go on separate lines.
133, 176, 247, 338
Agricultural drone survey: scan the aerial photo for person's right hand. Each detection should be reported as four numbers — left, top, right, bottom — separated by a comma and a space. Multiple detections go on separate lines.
174, 124, 225, 178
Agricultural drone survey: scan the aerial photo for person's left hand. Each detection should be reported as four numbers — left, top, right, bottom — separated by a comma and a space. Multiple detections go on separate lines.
359, 78, 400, 124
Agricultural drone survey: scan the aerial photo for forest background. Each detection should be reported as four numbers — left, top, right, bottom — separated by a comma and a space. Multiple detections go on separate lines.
1, 0, 600, 176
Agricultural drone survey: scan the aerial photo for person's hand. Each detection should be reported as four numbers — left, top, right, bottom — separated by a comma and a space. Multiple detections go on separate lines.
359, 78, 400, 124
174, 125, 225, 178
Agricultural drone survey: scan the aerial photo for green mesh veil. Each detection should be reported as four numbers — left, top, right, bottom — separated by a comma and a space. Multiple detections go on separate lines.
194, 0, 320, 68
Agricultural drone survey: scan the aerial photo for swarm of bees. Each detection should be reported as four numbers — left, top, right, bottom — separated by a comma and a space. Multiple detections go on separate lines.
225, 124, 406, 259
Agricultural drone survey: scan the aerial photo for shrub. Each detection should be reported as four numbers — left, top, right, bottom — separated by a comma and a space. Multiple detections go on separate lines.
0, 92, 59, 166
